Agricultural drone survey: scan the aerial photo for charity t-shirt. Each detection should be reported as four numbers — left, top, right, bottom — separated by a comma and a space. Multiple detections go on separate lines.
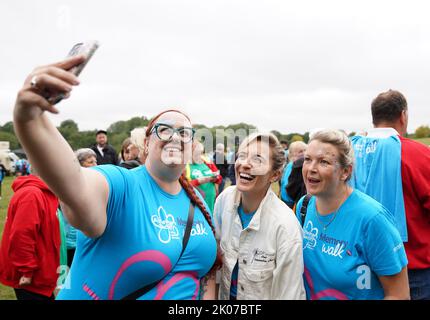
350, 135, 407, 241
57, 165, 217, 300
280, 162, 294, 205
296, 189, 408, 300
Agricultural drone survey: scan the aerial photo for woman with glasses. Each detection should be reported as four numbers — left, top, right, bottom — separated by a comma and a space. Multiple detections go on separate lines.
213, 132, 306, 300
12, 55, 221, 300
296, 129, 409, 300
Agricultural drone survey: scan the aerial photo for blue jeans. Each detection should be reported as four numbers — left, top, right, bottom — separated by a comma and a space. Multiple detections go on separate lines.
408, 268, 430, 300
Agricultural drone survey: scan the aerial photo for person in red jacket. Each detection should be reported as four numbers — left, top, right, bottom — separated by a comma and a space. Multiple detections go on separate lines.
367, 90, 430, 300
0, 172, 60, 300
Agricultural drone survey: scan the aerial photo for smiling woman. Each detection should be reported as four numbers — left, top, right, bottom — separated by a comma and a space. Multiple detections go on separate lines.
213, 132, 306, 300
10, 54, 221, 300
296, 129, 410, 300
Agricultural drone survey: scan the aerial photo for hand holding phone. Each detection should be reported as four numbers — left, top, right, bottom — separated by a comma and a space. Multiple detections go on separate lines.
47, 40, 99, 104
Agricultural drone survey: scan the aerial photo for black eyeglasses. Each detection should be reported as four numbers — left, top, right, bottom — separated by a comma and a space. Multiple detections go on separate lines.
151, 123, 195, 143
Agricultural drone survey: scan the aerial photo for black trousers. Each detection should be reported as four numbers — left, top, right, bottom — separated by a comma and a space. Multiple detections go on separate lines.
14, 289, 54, 301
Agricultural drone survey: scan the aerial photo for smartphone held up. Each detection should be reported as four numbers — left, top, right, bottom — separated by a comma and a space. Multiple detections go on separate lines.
47, 40, 100, 105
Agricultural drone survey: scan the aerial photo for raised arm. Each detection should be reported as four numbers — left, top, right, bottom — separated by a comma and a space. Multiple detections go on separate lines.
13, 55, 108, 238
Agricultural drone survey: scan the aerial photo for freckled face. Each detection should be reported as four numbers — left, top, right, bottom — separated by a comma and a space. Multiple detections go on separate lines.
302, 140, 346, 197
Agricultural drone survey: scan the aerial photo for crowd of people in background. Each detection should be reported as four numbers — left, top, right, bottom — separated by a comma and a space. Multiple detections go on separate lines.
0, 52, 429, 301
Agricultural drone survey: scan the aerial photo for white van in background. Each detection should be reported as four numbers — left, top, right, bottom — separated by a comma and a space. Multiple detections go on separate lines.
0, 141, 19, 175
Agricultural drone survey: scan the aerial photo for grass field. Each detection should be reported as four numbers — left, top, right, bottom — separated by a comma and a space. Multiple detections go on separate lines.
416, 137, 430, 146
0, 176, 17, 300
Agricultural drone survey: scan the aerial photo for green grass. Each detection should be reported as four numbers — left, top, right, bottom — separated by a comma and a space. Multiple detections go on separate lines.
0, 176, 17, 300
415, 137, 430, 146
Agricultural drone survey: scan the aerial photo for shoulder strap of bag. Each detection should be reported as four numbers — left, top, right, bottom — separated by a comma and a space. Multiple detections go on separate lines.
300, 194, 312, 227
121, 202, 195, 300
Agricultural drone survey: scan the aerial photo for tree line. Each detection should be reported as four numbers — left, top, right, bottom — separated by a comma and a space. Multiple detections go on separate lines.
1, 118, 429, 156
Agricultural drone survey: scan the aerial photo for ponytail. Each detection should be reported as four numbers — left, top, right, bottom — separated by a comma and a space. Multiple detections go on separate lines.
179, 174, 222, 272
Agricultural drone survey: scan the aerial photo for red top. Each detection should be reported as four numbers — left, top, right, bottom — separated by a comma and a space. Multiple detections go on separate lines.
399, 137, 430, 270
188, 156, 223, 188
0, 175, 60, 297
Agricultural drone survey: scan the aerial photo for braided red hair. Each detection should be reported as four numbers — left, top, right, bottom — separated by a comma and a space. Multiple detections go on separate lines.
144, 109, 222, 271
179, 174, 223, 272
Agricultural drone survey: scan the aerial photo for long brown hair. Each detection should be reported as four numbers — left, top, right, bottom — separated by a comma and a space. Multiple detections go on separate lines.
145, 109, 222, 271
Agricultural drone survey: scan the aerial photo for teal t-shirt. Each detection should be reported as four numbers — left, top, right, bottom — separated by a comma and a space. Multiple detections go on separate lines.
57, 165, 217, 300
230, 205, 256, 299
296, 189, 407, 300
280, 162, 294, 205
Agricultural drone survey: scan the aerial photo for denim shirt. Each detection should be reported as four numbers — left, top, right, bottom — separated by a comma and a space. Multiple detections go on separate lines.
214, 186, 306, 300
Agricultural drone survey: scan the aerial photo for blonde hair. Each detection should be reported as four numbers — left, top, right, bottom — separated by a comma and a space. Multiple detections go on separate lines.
130, 127, 147, 156
288, 141, 307, 162
238, 132, 286, 173
309, 129, 354, 180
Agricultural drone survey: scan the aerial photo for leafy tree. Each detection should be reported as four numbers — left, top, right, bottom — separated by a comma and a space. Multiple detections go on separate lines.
290, 134, 304, 143
415, 125, 430, 139
108, 116, 149, 134
0, 131, 20, 150
0, 121, 15, 134
57, 120, 80, 149
302, 132, 310, 143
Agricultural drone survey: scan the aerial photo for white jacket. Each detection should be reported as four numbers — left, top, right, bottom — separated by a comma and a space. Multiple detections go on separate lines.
214, 186, 306, 300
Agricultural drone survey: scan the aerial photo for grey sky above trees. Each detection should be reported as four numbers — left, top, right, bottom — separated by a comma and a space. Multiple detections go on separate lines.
1, 0, 429, 135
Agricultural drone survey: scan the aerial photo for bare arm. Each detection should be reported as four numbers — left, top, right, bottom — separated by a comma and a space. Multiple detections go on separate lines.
13, 55, 108, 237
200, 272, 217, 300
379, 267, 410, 300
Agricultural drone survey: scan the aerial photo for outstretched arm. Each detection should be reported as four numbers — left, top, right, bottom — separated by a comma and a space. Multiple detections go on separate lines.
13, 55, 108, 237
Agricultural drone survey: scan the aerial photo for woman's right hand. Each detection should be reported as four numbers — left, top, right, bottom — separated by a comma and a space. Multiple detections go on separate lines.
12, 54, 109, 238
14, 55, 86, 123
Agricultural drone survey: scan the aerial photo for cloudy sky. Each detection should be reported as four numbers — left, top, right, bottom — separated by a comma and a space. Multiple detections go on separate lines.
1, 0, 429, 135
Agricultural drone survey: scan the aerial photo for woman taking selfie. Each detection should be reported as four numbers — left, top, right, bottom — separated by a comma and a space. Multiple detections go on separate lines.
12, 54, 221, 300
214, 132, 305, 300
296, 129, 409, 300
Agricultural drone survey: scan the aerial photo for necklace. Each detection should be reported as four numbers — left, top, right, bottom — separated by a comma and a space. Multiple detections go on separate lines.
315, 188, 350, 231
315, 208, 340, 231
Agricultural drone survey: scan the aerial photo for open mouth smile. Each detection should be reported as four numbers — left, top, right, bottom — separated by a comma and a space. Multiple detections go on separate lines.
239, 172, 256, 182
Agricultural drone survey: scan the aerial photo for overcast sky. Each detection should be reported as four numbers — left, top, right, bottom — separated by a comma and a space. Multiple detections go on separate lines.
1, 0, 429, 135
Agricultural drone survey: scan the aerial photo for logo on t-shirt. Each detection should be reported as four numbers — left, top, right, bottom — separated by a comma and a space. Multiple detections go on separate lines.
304, 221, 319, 250
319, 233, 348, 259
191, 169, 203, 178
151, 206, 180, 244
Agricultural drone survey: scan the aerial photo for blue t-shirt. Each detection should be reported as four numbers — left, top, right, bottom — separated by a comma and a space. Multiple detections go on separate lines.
57, 165, 217, 300
230, 205, 256, 298
280, 162, 294, 205
350, 135, 407, 241
296, 189, 407, 300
